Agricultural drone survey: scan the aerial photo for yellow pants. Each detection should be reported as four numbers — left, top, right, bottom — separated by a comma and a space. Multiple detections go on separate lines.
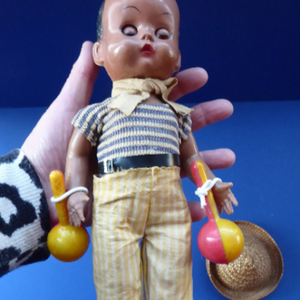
92, 167, 193, 300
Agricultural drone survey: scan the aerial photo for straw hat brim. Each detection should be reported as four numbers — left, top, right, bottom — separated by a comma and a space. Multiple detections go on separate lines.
206, 221, 283, 300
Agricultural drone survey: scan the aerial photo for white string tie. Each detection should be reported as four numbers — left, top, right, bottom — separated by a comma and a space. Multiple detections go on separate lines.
50, 187, 89, 203
195, 178, 222, 208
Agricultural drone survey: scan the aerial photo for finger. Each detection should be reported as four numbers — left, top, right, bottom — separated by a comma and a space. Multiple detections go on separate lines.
224, 182, 233, 189
224, 208, 230, 215
226, 200, 234, 214
170, 68, 208, 101
188, 201, 207, 222
222, 206, 228, 215
225, 199, 234, 214
221, 201, 229, 215
191, 99, 234, 132
229, 194, 238, 207
199, 149, 236, 170
69, 212, 74, 227
180, 148, 236, 178
78, 208, 86, 223
76, 218, 82, 228
217, 204, 223, 215
72, 213, 81, 228
83, 195, 94, 227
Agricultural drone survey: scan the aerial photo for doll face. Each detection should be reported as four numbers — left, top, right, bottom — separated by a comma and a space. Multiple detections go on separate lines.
93, 0, 181, 81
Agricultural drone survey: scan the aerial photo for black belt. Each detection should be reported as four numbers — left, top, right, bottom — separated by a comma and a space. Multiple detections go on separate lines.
98, 154, 180, 175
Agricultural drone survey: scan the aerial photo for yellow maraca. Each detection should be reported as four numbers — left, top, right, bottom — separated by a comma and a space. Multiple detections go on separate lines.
47, 170, 89, 262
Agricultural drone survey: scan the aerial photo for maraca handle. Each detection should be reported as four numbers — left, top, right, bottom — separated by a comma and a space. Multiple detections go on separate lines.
49, 170, 70, 226
190, 161, 220, 221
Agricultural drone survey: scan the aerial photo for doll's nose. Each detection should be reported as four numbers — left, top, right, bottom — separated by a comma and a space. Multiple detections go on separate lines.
140, 30, 154, 42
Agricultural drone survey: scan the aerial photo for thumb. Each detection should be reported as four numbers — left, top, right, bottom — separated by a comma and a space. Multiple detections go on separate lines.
54, 41, 99, 110
223, 182, 233, 189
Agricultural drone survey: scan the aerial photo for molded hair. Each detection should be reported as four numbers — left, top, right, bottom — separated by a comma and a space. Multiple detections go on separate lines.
96, 1, 105, 39
96, 0, 180, 40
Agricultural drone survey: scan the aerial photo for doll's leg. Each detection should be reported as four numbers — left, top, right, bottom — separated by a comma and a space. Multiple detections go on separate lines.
92, 172, 151, 300
142, 167, 193, 300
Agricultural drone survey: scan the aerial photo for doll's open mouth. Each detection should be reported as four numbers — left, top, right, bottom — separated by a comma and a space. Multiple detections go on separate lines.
141, 44, 154, 54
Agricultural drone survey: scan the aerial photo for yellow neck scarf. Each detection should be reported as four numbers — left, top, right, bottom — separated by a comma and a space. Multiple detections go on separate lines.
109, 77, 192, 116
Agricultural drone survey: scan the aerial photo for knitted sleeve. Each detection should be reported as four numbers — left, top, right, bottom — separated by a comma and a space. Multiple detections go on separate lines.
72, 101, 109, 147
0, 149, 51, 277
178, 113, 192, 142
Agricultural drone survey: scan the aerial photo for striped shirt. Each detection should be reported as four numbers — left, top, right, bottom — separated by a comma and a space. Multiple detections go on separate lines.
72, 98, 192, 162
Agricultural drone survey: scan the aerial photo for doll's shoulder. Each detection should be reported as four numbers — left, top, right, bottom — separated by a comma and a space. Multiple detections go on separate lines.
83, 97, 113, 111
72, 98, 113, 127
177, 111, 192, 127
177, 112, 192, 141
75, 98, 113, 118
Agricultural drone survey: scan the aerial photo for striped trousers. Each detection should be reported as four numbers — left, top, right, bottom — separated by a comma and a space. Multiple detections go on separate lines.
92, 166, 193, 300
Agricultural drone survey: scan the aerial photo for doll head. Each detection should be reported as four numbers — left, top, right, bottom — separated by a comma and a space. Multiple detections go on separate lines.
93, 0, 181, 81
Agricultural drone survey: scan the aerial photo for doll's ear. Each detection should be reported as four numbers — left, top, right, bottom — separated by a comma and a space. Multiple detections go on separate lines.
174, 51, 181, 72
93, 42, 104, 66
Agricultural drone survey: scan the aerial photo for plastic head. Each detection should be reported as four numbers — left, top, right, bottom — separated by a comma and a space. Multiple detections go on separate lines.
93, 0, 181, 81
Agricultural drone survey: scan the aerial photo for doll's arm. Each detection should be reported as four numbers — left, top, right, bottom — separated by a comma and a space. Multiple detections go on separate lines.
65, 128, 93, 227
180, 132, 238, 214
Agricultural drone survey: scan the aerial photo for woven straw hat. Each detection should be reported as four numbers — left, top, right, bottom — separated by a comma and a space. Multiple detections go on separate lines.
206, 221, 283, 300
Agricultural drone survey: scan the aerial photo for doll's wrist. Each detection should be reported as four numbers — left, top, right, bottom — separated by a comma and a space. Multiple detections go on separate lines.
212, 180, 223, 192
51, 187, 89, 203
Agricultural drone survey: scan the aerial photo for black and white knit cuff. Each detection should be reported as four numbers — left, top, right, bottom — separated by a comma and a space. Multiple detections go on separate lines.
0, 149, 51, 277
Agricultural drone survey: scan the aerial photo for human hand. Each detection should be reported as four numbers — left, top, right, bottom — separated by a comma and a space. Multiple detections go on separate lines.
212, 181, 238, 215
21, 42, 234, 227
67, 192, 90, 227
171, 68, 235, 172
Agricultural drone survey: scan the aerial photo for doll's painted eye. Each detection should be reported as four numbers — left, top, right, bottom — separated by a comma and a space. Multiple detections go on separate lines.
122, 25, 137, 36
155, 28, 170, 40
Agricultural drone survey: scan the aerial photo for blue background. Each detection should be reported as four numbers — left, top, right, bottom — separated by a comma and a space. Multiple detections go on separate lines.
0, 0, 300, 299
0, 0, 299, 107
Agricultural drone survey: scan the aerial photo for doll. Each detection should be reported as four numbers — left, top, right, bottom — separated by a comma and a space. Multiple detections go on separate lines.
65, 0, 237, 299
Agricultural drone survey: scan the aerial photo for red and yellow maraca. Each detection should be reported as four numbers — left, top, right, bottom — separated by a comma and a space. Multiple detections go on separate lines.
191, 161, 244, 264
47, 170, 90, 262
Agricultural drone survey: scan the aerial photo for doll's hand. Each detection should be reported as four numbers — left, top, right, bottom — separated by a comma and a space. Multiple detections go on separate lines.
67, 192, 90, 227
212, 181, 238, 215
